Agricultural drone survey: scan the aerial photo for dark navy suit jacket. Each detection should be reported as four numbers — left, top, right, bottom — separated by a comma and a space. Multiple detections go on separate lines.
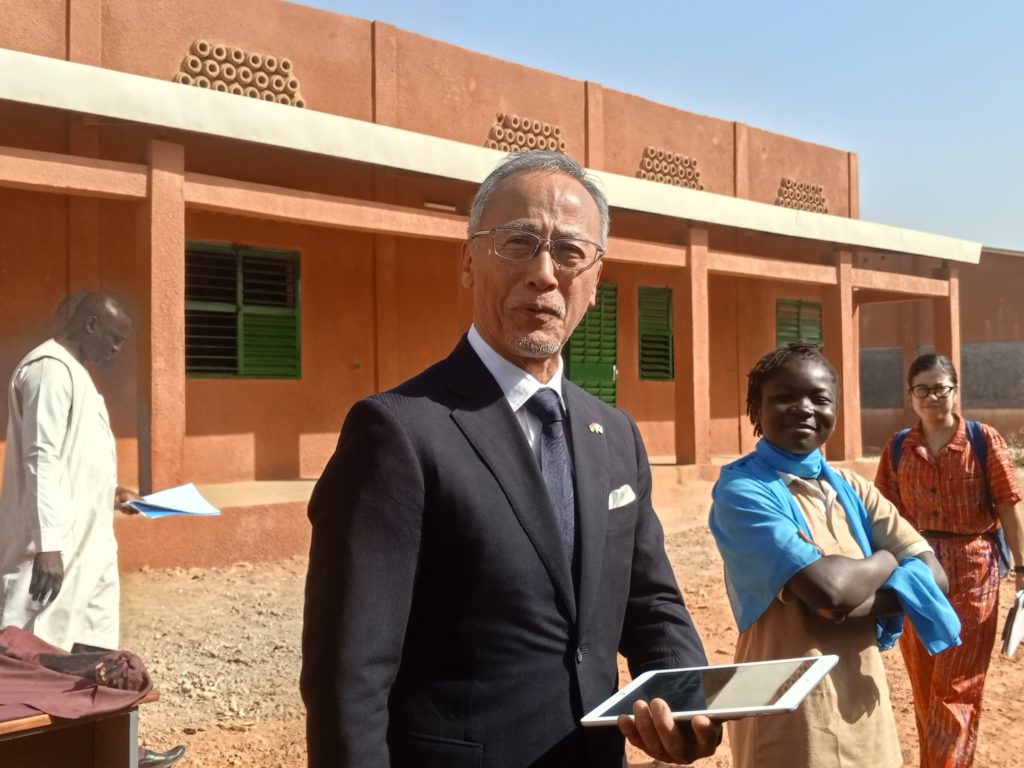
301, 336, 706, 767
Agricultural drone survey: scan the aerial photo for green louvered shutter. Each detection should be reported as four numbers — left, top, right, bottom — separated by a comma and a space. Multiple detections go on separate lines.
185, 242, 301, 379
776, 299, 822, 346
638, 286, 673, 380
239, 251, 301, 378
566, 282, 617, 405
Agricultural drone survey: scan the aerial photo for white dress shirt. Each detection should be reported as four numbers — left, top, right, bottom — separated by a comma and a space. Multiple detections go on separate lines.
466, 325, 571, 464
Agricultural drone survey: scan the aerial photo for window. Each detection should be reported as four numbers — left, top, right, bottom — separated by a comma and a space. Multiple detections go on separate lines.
566, 282, 617, 405
775, 299, 822, 346
638, 286, 674, 380
185, 242, 301, 378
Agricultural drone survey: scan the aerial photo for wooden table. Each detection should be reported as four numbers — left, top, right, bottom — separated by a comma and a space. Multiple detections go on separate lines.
0, 692, 158, 768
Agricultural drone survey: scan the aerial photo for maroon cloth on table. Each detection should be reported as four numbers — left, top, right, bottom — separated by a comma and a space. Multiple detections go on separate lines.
0, 626, 152, 722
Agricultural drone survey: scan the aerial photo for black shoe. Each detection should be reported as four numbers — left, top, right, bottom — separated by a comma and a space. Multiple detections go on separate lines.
139, 745, 186, 768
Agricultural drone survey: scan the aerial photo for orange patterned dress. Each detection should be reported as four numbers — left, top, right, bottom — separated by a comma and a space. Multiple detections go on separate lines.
875, 418, 1021, 768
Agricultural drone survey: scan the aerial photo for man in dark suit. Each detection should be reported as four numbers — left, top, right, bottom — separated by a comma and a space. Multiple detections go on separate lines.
301, 151, 720, 767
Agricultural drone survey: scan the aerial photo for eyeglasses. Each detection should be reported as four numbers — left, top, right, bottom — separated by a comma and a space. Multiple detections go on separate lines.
470, 227, 604, 273
909, 385, 957, 399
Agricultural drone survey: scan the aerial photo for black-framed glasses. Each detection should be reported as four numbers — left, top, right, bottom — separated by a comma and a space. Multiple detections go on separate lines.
470, 227, 604, 273
910, 385, 957, 399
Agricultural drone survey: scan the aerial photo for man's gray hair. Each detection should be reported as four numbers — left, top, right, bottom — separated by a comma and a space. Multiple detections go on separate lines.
467, 151, 611, 246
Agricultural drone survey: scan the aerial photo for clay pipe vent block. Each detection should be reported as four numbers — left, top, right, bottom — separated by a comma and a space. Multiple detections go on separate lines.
636, 147, 704, 190
774, 177, 828, 213
488, 112, 564, 152
175, 42, 307, 107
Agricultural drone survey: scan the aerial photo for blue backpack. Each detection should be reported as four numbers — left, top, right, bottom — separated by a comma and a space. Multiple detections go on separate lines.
890, 420, 1012, 578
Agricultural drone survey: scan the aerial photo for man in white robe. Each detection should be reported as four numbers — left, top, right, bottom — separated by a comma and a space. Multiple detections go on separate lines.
0, 293, 133, 651
0, 293, 188, 768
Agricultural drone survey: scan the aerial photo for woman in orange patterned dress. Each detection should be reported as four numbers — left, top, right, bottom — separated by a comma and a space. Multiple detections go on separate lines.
875, 353, 1024, 767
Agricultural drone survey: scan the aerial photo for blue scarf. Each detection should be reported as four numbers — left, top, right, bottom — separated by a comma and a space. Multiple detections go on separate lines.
710, 439, 961, 652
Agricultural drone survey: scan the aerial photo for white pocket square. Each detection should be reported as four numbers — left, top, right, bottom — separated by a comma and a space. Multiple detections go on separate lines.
608, 484, 636, 510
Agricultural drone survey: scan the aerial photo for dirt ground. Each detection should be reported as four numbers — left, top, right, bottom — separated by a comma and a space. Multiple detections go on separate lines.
121, 477, 1024, 767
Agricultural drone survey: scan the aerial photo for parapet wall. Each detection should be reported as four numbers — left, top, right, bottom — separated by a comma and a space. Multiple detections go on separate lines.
0, 0, 857, 213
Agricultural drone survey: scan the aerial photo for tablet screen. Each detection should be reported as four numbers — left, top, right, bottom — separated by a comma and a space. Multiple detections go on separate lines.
594, 658, 816, 717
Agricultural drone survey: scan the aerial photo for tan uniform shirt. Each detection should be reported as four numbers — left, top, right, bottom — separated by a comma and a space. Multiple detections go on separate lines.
729, 469, 929, 768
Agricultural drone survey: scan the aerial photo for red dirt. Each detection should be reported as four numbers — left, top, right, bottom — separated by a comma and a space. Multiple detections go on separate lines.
121, 477, 1024, 767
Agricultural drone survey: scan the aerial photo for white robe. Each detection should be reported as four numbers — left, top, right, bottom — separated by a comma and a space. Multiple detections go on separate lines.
0, 339, 119, 650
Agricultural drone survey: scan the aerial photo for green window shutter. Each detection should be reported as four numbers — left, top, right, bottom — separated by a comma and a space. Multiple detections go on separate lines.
638, 286, 673, 380
566, 282, 617, 405
238, 251, 301, 378
185, 242, 301, 379
776, 299, 822, 346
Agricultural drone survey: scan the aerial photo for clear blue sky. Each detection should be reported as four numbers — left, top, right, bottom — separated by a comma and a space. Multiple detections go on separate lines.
305, 1, 1024, 250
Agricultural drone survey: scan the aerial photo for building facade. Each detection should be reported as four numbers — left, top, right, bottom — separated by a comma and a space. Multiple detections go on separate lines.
0, 0, 995, 516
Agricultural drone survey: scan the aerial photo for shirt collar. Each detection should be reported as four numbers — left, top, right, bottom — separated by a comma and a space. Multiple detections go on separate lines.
467, 325, 566, 413
776, 471, 836, 502
904, 415, 967, 452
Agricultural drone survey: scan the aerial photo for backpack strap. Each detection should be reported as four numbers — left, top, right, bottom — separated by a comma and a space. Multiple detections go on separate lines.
965, 420, 992, 510
965, 419, 989, 475
891, 428, 911, 468
966, 420, 1012, 576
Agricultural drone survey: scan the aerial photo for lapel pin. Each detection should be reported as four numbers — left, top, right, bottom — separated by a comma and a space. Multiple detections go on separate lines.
589, 422, 604, 434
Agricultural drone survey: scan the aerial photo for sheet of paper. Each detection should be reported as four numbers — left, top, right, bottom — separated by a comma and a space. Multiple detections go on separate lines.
125, 483, 221, 519
1003, 590, 1024, 657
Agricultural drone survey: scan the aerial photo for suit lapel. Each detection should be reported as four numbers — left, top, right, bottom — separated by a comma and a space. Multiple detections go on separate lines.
564, 383, 610, 630
446, 338, 577, 623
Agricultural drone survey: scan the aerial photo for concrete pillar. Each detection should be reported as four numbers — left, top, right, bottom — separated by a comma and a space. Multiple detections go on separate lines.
933, 264, 961, 376
733, 122, 749, 199
136, 140, 186, 493
67, 116, 102, 292
584, 81, 605, 168
371, 21, 398, 126
373, 236, 401, 391
822, 250, 861, 460
674, 227, 711, 465
66, 0, 102, 64
847, 152, 859, 219
897, 301, 919, 424
66, 0, 103, 290
373, 168, 401, 391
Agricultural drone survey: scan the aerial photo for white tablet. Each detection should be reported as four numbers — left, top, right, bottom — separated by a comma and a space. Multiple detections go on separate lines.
580, 655, 838, 726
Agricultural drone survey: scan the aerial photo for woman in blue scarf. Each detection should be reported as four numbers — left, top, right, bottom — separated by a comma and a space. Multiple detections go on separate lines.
709, 342, 959, 768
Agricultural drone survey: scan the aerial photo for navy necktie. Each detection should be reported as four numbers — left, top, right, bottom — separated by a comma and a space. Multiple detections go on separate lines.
525, 388, 575, 563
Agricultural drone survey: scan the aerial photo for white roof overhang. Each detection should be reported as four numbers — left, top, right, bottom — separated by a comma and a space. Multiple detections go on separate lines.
0, 47, 981, 264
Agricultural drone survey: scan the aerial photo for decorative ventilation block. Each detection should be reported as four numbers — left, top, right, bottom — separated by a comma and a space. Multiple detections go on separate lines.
173, 40, 306, 108
775, 178, 827, 213
486, 113, 565, 153
636, 146, 704, 190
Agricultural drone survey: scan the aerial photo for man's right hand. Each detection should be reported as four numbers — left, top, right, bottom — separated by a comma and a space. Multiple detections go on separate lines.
30, 551, 64, 605
618, 698, 722, 764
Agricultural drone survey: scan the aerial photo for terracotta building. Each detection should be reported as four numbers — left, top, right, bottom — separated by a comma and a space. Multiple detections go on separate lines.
3, 0, 1018, 566
859, 246, 1024, 453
